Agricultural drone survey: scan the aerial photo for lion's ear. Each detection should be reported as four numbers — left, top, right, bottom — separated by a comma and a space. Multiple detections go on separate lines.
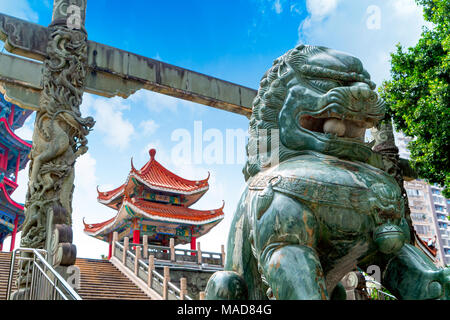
278, 61, 289, 78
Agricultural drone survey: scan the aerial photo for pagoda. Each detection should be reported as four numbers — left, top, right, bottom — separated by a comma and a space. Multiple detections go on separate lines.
84, 149, 225, 258
0, 94, 33, 251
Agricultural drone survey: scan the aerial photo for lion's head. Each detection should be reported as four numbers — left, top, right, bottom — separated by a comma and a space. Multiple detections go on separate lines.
243, 45, 385, 180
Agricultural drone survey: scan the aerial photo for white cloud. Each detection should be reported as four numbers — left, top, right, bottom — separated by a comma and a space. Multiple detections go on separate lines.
13, 112, 35, 141
10, 162, 29, 205
128, 90, 178, 113
388, 0, 422, 16
140, 140, 171, 165
81, 94, 135, 150
139, 119, 160, 136
273, 0, 283, 14
298, 0, 427, 86
0, 0, 39, 22
72, 152, 111, 258
290, 3, 302, 15
306, 0, 340, 18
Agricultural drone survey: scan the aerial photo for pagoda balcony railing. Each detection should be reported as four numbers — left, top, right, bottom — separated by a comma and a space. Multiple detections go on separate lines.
113, 241, 192, 300
123, 238, 225, 270
7, 248, 82, 300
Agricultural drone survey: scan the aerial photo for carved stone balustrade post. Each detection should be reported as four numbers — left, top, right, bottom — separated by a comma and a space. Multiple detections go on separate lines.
221, 244, 225, 267
111, 232, 118, 258
170, 238, 175, 262
197, 242, 202, 264
134, 246, 141, 275
123, 237, 129, 265
163, 266, 170, 300
143, 235, 148, 259
340, 272, 359, 300
147, 255, 154, 288
180, 277, 187, 300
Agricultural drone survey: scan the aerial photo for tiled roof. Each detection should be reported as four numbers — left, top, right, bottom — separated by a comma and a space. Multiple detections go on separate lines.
83, 197, 224, 236
0, 118, 32, 150
97, 184, 124, 202
82, 216, 116, 234
127, 198, 224, 224
414, 231, 437, 257
0, 183, 24, 216
97, 149, 209, 205
131, 149, 209, 193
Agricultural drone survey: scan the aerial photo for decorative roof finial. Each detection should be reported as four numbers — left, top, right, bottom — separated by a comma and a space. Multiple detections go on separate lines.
149, 148, 156, 160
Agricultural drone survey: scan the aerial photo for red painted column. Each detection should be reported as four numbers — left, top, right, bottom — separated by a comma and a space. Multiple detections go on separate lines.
190, 236, 196, 256
133, 219, 140, 245
1, 149, 8, 170
14, 151, 20, 183
8, 105, 14, 125
107, 233, 112, 260
10, 215, 18, 252
0, 241, 3, 251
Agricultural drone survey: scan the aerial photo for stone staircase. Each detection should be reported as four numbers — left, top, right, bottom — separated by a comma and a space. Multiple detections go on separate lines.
0, 252, 152, 300
0, 252, 14, 300
75, 258, 151, 300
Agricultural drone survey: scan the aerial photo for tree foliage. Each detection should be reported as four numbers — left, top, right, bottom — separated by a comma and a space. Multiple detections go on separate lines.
379, 0, 450, 197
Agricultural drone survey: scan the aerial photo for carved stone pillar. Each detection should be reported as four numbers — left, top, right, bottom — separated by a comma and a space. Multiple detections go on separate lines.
14, 0, 94, 297
371, 117, 414, 240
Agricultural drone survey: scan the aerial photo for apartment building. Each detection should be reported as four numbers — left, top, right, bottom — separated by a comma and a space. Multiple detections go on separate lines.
404, 179, 450, 267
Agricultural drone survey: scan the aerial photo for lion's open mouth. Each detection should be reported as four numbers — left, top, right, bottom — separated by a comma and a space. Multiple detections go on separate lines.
299, 112, 376, 141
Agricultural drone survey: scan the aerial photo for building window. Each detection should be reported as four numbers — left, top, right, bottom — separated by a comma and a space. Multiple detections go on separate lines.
431, 188, 441, 195
433, 195, 443, 204
435, 205, 444, 212
406, 189, 422, 197
411, 213, 427, 222
414, 224, 431, 235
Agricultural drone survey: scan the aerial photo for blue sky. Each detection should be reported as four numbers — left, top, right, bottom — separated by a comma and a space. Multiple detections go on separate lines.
1, 0, 427, 258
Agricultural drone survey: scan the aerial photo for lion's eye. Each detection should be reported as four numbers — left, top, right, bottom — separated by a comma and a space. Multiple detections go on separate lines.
308, 79, 341, 92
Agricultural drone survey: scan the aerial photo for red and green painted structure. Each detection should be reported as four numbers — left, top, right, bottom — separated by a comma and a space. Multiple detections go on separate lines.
0, 94, 32, 252
83, 149, 225, 259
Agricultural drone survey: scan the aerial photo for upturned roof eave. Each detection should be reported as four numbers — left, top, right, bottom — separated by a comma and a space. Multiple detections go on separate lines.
84, 199, 224, 238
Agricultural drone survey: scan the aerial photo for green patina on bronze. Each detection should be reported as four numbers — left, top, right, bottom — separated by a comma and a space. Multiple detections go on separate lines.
205, 45, 449, 300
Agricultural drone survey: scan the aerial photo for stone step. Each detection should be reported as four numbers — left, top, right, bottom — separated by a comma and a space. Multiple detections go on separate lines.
0, 253, 152, 300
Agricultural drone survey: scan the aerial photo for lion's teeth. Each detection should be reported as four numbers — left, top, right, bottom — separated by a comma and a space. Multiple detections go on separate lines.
323, 118, 346, 137
344, 120, 366, 138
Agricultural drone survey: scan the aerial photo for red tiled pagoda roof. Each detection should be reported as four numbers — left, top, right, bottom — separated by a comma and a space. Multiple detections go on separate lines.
97, 184, 124, 203
0, 183, 24, 213
82, 216, 116, 234
131, 149, 209, 193
414, 231, 437, 257
83, 197, 224, 237
97, 149, 209, 204
127, 199, 224, 224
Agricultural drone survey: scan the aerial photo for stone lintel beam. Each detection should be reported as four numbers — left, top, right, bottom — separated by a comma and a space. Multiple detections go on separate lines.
0, 53, 42, 110
0, 13, 256, 118
0, 14, 48, 61
87, 41, 255, 117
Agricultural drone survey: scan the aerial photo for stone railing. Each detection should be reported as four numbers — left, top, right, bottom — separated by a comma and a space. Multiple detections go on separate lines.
138, 235, 225, 269
113, 240, 192, 300
340, 271, 397, 300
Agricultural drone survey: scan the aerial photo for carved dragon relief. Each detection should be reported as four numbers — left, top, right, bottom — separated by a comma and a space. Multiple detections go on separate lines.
16, 21, 94, 290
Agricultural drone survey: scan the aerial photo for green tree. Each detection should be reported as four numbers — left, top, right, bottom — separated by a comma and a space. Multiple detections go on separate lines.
379, 0, 449, 197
